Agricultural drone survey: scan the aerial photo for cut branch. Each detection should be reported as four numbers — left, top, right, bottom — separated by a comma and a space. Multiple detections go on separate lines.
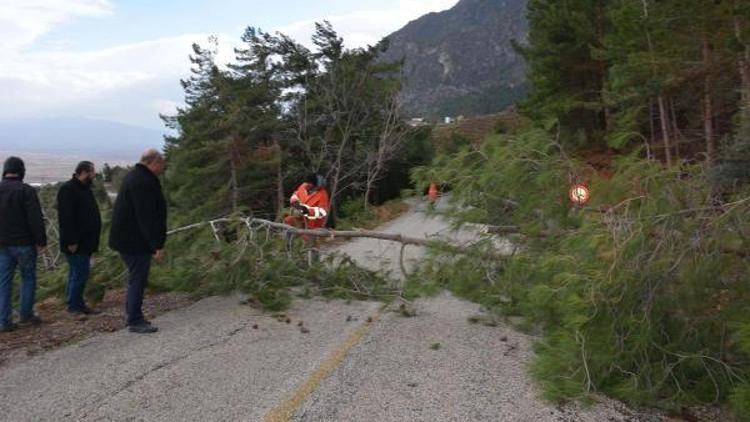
167, 216, 510, 260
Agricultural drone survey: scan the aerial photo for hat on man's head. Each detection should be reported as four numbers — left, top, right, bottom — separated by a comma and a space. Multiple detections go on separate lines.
3, 156, 25, 179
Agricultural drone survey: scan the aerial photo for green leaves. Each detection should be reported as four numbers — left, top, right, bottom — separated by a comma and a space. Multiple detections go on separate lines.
408, 0, 750, 414
412, 116, 750, 412
165, 22, 417, 223
730, 384, 750, 421
521, 0, 610, 148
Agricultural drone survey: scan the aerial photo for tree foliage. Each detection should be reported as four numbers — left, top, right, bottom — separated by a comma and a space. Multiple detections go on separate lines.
412, 1, 750, 416
163, 24, 428, 224
520, 0, 750, 172
518, 0, 610, 148
413, 125, 750, 415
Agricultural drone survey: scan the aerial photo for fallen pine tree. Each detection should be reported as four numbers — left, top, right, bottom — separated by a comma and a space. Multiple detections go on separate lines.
167, 216, 513, 265
410, 126, 750, 418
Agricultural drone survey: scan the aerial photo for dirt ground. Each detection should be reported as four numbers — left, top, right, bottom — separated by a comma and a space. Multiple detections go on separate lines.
0, 289, 192, 368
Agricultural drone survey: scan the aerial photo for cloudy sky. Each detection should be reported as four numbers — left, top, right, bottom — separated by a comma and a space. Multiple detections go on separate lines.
0, 0, 458, 130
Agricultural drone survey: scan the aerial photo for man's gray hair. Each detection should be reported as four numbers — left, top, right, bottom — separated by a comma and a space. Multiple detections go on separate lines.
140, 148, 164, 165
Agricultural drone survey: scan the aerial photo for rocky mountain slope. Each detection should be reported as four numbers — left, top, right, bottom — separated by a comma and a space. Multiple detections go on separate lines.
382, 0, 528, 118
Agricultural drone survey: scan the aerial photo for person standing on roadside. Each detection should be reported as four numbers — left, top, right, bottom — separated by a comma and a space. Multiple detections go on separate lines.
284, 173, 330, 262
57, 161, 102, 316
0, 157, 47, 332
427, 182, 439, 210
109, 149, 167, 334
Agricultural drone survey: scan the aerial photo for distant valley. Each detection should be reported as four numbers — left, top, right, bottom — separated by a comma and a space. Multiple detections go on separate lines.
0, 150, 130, 185
0, 117, 164, 184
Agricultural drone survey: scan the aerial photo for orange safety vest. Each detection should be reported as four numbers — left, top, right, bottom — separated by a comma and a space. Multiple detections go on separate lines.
290, 183, 330, 229
428, 182, 439, 203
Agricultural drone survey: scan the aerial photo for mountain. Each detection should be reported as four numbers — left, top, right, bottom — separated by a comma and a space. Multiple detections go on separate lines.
0, 117, 165, 160
382, 0, 528, 118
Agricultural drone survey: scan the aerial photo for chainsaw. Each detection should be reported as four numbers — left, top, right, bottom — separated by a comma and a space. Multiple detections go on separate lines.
292, 202, 328, 220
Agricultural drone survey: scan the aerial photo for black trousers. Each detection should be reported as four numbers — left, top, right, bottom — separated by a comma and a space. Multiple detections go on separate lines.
121, 254, 151, 326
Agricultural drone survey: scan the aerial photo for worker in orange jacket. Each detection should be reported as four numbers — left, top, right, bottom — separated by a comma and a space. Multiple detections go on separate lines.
427, 182, 439, 209
284, 173, 330, 249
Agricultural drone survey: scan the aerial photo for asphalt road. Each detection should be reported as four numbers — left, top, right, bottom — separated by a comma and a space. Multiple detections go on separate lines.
0, 200, 654, 422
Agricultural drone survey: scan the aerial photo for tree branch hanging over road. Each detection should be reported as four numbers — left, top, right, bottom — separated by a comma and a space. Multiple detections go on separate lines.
167, 216, 512, 260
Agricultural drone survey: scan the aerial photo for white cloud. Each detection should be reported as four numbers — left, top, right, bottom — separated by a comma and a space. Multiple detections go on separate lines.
0, 34, 223, 124
0, 0, 457, 129
151, 98, 181, 116
0, 0, 113, 50
276, 0, 458, 49
0, 0, 239, 127
0, 29, 230, 127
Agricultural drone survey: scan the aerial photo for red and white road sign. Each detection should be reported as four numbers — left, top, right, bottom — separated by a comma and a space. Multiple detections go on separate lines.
569, 184, 590, 206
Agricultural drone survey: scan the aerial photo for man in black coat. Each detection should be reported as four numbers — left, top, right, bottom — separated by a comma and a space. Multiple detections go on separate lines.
0, 157, 47, 332
109, 149, 167, 334
57, 161, 102, 315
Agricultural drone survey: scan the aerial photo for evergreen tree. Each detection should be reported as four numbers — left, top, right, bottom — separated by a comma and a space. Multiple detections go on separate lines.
163, 25, 413, 223
282, 22, 407, 211
165, 36, 280, 221
102, 163, 112, 183
606, 0, 745, 165
416, 0, 750, 415
518, 0, 611, 148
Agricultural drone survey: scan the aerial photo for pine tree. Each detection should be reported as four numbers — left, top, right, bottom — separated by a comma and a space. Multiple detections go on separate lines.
164, 36, 280, 221
518, 0, 611, 148
163, 25, 413, 223
102, 163, 112, 183
415, 0, 750, 414
606, 0, 744, 165
282, 22, 406, 211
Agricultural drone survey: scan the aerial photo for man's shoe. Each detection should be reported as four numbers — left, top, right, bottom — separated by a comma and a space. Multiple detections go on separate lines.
80, 306, 101, 315
69, 306, 100, 317
128, 323, 158, 334
19, 315, 42, 326
0, 323, 18, 333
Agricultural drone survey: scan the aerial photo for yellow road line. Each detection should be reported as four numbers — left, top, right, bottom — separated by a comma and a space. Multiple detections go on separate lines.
263, 309, 383, 422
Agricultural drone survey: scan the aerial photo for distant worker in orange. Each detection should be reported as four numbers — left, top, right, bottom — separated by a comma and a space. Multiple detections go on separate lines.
427, 182, 439, 209
284, 173, 330, 252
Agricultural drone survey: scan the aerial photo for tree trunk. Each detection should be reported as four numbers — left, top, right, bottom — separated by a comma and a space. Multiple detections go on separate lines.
643, 1, 670, 165
649, 98, 656, 145
703, 38, 716, 165
364, 170, 373, 210
275, 140, 284, 221
657, 95, 672, 166
736, 17, 750, 106
669, 97, 680, 160
596, 0, 610, 134
167, 216, 514, 260
229, 138, 239, 213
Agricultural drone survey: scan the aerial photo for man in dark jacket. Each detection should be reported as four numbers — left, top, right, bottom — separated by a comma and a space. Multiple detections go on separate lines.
0, 157, 47, 332
57, 161, 102, 315
109, 149, 167, 334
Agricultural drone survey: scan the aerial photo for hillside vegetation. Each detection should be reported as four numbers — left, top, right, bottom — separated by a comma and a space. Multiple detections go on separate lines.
411, 0, 750, 418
